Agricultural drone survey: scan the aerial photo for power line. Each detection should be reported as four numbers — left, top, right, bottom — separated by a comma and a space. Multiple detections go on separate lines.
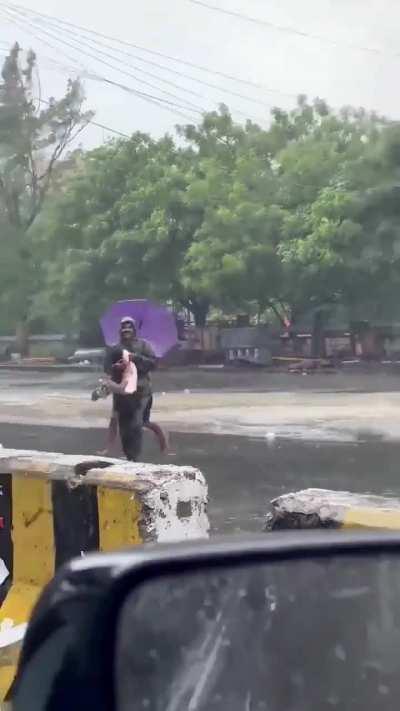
38, 97, 130, 138
13, 7, 281, 111
0, 16, 198, 126
187, 0, 392, 57
25, 14, 205, 101
80, 71, 198, 122
40, 101, 130, 138
40, 56, 200, 124
49, 57, 267, 127
0, 40, 83, 76
0, 10, 89, 72
0, 7, 200, 121
17, 10, 207, 104
0, 44, 131, 137
88, 120, 129, 139
0, 45, 150, 137
40, 55, 87, 77
3, 6, 395, 124
1, 6, 204, 116
0, 1, 284, 112
1, 0, 292, 97
6, 48, 84, 77
2, 5, 271, 124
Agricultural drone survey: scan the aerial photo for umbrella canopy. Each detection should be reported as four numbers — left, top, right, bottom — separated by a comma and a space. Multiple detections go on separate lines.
100, 300, 178, 358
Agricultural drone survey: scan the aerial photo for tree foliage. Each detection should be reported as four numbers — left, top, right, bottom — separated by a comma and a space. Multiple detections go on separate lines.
0, 44, 92, 347
1, 49, 399, 346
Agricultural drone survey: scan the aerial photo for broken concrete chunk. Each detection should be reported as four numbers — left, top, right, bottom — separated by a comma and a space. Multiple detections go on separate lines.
265, 488, 400, 531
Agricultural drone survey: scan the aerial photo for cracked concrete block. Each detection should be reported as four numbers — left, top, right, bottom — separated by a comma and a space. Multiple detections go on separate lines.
0, 448, 209, 700
265, 488, 400, 531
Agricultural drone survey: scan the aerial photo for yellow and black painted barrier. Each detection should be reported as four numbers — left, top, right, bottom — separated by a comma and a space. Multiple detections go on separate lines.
0, 448, 209, 700
265, 487, 400, 532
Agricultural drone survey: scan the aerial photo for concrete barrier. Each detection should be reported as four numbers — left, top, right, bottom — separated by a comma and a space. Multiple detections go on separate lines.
0, 448, 209, 700
265, 488, 400, 531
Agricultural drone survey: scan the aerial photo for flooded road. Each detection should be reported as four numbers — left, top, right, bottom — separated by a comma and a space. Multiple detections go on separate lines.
0, 422, 399, 534
2, 368, 400, 440
1, 368, 400, 534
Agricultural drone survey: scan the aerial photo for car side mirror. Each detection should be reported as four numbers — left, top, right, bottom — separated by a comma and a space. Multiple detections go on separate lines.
10, 532, 400, 711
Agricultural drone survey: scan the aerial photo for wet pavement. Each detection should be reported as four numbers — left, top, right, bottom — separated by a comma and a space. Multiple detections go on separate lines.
1, 421, 400, 536
2, 369, 400, 441
1, 369, 400, 534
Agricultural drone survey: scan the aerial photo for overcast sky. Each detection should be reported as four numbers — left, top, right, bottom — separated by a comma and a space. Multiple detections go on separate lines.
1, 0, 399, 148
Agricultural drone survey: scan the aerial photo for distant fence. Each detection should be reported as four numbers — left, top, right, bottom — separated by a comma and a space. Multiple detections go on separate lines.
0, 334, 77, 360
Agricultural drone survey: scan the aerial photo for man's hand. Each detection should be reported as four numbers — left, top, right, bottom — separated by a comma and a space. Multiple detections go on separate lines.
91, 379, 110, 401
130, 352, 145, 367
131, 351, 156, 374
102, 377, 125, 395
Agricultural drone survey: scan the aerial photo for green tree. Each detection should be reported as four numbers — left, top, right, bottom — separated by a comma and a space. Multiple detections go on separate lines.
180, 100, 377, 329
270, 102, 386, 340
38, 99, 398, 348
0, 43, 92, 351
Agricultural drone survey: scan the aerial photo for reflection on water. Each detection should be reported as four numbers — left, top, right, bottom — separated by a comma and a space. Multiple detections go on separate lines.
170, 434, 400, 535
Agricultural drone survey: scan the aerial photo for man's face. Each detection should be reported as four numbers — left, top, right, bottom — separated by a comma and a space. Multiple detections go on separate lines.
120, 321, 136, 344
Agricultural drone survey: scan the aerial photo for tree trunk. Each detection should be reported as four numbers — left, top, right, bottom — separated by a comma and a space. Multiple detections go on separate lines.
268, 302, 287, 329
15, 320, 30, 357
190, 300, 209, 328
192, 308, 207, 328
311, 310, 326, 358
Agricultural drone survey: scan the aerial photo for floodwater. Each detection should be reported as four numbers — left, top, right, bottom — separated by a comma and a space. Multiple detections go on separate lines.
1, 368, 400, 534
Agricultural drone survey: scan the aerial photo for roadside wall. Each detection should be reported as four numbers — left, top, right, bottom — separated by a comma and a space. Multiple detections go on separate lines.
0, 448, 209, 700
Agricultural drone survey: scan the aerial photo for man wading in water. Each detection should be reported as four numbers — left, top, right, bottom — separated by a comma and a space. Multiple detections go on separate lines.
100, 317, 167, 460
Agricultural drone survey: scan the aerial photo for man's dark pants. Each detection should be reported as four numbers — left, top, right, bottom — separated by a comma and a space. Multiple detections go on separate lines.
117, 395, 151, 461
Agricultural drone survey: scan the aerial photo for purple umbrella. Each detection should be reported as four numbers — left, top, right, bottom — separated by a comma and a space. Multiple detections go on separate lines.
100, 299, 178, 358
